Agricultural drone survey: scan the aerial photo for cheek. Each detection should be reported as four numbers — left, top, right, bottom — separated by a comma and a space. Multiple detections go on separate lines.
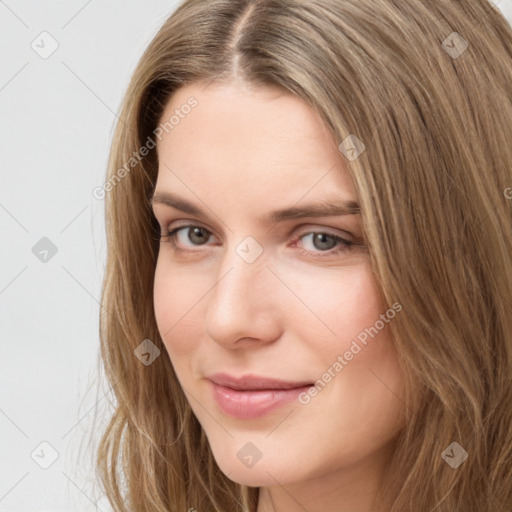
283, 262, 390, 354
282, 262, 403, 409
153, 259, 205, 358
282, 265, 405, 440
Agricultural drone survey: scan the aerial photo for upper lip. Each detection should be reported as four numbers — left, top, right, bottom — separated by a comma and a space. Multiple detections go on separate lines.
207, 372, 313, 391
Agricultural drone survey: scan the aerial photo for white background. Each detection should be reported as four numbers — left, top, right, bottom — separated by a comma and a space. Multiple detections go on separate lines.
1, 1, 511, 511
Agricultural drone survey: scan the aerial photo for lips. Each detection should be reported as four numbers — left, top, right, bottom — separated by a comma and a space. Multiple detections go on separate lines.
206, 372, 313, 391
206, 373, 314, 419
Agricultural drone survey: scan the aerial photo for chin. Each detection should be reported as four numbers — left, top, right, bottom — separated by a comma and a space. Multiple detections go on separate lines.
225, 470, 272, 487
210, 443, 301, 487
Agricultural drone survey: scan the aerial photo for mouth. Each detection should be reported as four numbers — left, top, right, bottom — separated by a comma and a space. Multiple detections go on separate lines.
206, 372, 314, 391
206, 373, 314, 419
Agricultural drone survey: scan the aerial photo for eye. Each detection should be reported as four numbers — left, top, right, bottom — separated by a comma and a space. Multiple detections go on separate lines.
164, 225, 215, 247
293, 230, 354, 258
160, 223, 358, 258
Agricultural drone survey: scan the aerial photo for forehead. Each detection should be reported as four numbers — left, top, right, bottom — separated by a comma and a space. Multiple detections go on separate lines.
155, 81, 357, 217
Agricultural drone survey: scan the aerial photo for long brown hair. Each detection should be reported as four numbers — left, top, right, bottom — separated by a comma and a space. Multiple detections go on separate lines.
93, 1, 512, 510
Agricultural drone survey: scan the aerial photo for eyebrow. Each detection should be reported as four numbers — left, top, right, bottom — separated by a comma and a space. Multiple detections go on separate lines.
150, 191, 360, 223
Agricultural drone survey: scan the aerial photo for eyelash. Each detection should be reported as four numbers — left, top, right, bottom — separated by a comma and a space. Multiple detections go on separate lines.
160, 224, 355, 258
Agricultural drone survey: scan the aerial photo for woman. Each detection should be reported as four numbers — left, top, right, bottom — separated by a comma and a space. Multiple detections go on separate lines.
95, 1, 512, 510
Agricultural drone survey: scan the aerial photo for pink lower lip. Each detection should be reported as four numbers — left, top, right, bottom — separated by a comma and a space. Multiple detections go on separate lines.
209, 381, 312, 419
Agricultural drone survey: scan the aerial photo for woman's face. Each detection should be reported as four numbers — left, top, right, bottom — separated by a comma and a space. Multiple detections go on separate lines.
152, 81, 405, 506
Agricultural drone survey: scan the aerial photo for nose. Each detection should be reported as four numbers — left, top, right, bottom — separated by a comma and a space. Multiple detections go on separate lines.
203, 241, 282, 349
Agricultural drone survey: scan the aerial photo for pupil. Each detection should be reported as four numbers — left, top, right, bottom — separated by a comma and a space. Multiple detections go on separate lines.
314, 233, 335, 250
190, 227, 207, 244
